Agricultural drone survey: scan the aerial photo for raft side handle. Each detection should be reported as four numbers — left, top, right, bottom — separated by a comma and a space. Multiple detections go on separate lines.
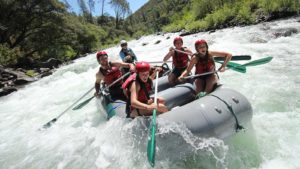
232, 97, 239, 104
214, 106, 222, 114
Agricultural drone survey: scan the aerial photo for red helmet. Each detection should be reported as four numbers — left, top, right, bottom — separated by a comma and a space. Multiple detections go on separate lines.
136, 61, 150, 73
96, 51, 108, 59
194, 39, 208, 50
173, 36, 183, 45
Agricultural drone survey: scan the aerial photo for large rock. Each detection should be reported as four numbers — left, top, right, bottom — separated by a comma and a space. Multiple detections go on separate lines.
272, 28, 298, 38
38, 58, 62, 68
0, 87, 17, 97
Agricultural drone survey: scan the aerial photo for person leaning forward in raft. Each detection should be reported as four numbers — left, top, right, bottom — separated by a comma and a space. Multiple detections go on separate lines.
122, 61, 168, 118
94, 51, 135, 101
119, 40, 138, 79
163, 36, 193, 86
179, 39, 232, 97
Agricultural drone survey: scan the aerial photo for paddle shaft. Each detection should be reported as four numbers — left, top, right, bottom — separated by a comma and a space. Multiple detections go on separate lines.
42, 71, 131, 129
147, 71, 159, 167
41, 87, 94, 128
183, 67, 241, 79
174, 48, 251, 61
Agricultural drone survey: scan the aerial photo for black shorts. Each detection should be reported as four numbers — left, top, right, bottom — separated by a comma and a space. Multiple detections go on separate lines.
109, 84, 127, 101
171, 67, 187, 78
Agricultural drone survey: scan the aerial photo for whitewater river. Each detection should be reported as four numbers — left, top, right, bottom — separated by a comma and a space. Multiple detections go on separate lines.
0, 17, 299, 169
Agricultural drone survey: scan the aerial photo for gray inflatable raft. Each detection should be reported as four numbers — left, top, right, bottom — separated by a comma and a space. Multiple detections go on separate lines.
154, 80, 253, 139
99, 75, 253, 139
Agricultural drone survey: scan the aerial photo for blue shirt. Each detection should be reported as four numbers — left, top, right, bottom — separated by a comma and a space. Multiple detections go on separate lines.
119, 48, 138, 62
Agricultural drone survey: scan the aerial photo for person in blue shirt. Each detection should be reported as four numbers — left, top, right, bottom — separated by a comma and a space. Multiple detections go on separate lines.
119, 40, 138, 79
119, 40, 138, 63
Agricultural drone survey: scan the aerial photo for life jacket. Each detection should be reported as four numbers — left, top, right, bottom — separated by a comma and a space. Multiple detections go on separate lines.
100, 62, 122, 86
173, 47, 189, 68
195, 53, 215, 74
122, 73, 152, 103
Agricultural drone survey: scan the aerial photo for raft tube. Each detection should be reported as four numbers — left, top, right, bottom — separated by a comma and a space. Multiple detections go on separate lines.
156, 83, 253, 139
97, 77, 252, 139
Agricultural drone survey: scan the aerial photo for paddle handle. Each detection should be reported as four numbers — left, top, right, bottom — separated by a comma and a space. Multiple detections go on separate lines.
183, 71, 218, 79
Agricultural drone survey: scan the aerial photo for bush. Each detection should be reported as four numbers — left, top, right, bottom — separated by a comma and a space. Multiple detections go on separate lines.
0, 44, 19, 66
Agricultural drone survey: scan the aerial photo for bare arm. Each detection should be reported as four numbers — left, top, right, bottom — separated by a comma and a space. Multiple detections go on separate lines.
95, 71, 104, 95
179, 55, 197, 78
184, 48, 193, 56
130, 82, 153, 112
163, 49, 174, 62
111, 61, 135, 72
209, 51, 232, 71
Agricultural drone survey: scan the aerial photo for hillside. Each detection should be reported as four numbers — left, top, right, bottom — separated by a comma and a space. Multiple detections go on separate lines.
127, 0, 300, 34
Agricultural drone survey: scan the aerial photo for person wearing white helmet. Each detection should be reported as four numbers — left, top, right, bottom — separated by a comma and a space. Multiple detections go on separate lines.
119, 40, 138, 80
119, 40, 138, 63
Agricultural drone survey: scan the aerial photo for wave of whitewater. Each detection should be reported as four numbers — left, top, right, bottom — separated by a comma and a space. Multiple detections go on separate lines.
0, 17, 299, 169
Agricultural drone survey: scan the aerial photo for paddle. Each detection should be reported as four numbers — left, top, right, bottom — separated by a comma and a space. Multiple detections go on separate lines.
183, 62, 247, 80
241, 56, 273, 66
173, 48, 251, 61
41, 72, 131, 129
217, 56, 273, 68
147, 71, 159, 167
41, 87, 94, 129
72, 71, 131, 110
214, 55, 251, 61
215, 61, 246, 73
149, 60, 172, 64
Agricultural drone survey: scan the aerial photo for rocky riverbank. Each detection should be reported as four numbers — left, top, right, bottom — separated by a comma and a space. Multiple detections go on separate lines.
0, 58, 63, 97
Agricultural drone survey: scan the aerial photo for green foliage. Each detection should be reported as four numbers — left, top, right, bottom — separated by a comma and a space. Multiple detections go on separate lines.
258, 0, 300, 13
1, 0, 299, 67
25, 70, 38, 77
0, 44, 19, 66
130, 0, 299, 33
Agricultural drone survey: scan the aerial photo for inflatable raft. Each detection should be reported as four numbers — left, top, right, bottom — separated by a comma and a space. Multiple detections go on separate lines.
97, 75, 253, 139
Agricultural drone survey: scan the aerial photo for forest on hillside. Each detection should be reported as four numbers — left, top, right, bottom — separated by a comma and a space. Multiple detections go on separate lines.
1, 0, 299, 67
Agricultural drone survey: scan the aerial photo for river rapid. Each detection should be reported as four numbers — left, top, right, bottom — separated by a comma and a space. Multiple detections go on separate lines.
0, 17, 299, 169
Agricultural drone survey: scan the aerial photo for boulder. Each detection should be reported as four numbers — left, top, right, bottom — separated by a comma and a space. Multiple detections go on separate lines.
38, 58, 62, 68
154, 40, 161, 44
0, 87, 17, 97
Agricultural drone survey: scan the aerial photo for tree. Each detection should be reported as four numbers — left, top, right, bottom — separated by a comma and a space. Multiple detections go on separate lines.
109, 0, 130, 28
87, 0, 95, 22
100, 0, 105, 16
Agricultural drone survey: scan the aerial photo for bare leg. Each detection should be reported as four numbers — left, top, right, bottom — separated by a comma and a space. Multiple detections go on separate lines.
157, 97, 166, 104
195, 78, 205, 94
205, 74, 218, 93
168, 73, 178, 86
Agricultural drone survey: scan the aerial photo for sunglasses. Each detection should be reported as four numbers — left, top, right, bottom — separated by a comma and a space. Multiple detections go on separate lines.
121, 43, 127, 47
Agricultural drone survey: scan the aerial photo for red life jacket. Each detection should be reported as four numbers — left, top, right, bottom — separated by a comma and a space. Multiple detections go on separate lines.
173, 47, 189, 68
195, 53, 215, 74
100, 62, 122, 86
122, 73, 152, 104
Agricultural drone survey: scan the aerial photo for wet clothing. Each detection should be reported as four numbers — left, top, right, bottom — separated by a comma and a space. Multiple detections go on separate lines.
119, 48, 137, 63
171, 67, 187, 78
119, 48, 137, 80
99, 62, 126, 101
195, 53, 215, 76
173, 47, 189, 68
194, 53, 218, 92
122, 73, 152, 117
99, 62, 122, 86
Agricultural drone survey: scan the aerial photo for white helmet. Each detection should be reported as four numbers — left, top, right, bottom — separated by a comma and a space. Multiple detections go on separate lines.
120, 40, 127, 45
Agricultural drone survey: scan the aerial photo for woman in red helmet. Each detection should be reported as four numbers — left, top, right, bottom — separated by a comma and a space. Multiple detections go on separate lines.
163, 36, 193, 85
95, 51, 135, 101
122, 61, 168, 118
179, 39, 232, 95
